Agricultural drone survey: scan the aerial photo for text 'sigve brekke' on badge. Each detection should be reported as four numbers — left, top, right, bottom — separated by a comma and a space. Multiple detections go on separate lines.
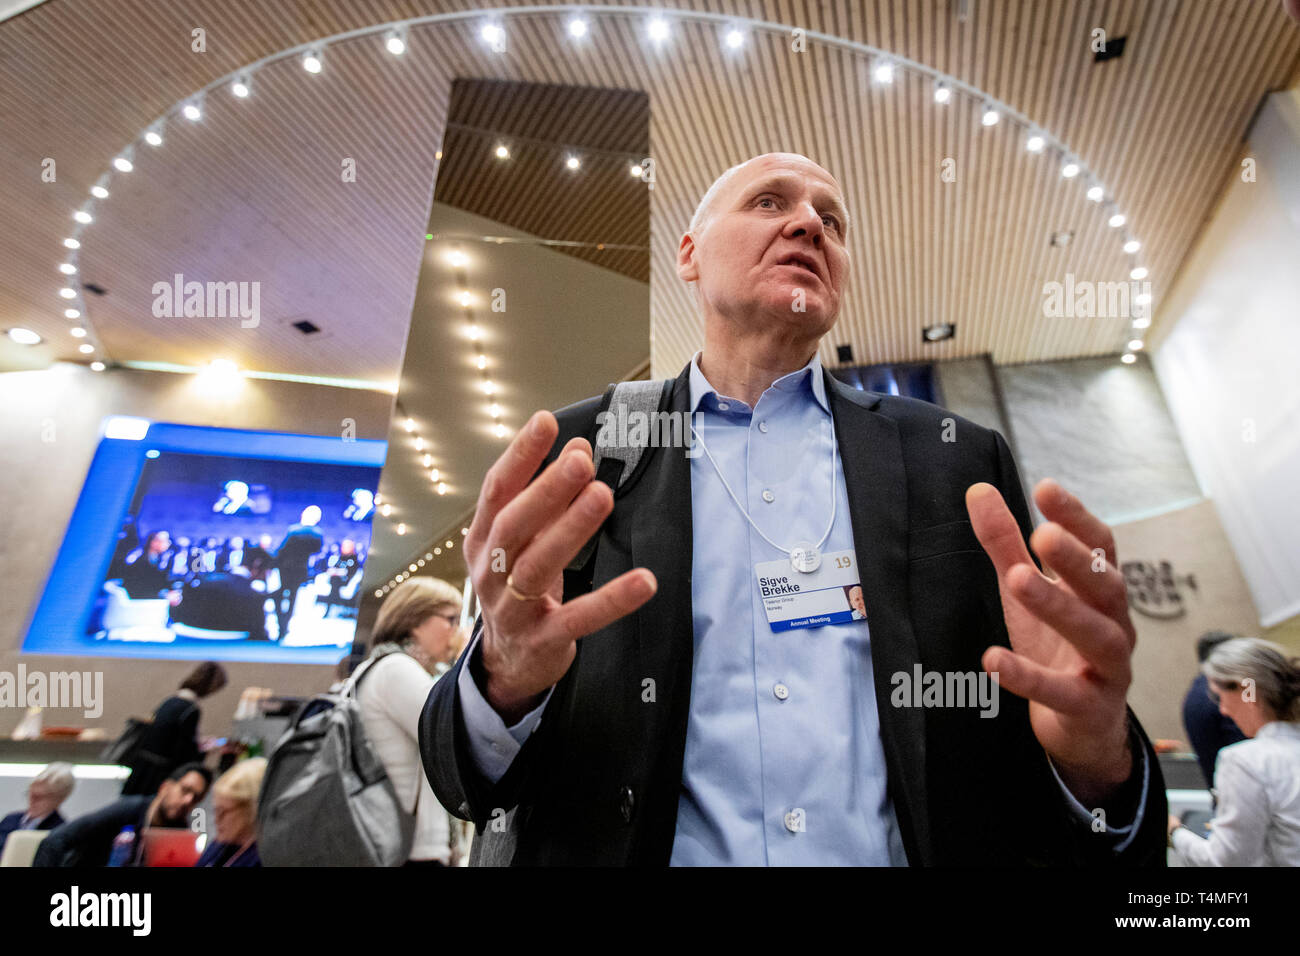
754, 549, 865, 632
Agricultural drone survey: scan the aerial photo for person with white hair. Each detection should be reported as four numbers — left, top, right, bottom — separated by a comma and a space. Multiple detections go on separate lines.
0, 763, 75, 853
1170, 637, 1300, 866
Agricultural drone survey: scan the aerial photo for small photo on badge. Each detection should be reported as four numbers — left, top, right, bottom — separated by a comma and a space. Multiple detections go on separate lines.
843, 584, 867, 621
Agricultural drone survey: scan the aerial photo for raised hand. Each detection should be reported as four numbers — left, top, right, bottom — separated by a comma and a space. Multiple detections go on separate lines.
965, 478, 1136, 806
464, 411, 658, 724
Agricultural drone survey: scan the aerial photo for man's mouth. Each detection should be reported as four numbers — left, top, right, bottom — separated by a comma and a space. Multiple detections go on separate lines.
775, 254, 821, 280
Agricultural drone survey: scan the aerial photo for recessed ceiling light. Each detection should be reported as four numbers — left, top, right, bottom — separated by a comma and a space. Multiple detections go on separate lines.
434, 547, 442, 555
629, 162, 644, 178
481, 23, 503, 47
933, 83, 950, 104
64, 308, 80, 319
647, 17, 669, 43
1026, 135, 1045, 153
1108, 213, 1126, 228
873, 61, 894, 84
447, 250, 467, 268
1127, 339, 1145, 351
568, 17, 588, 38
403, 417, 415, 432
1061, 162, 1080, 179
145, 130, 163, 146
59, 287, 77, 299
113, 157, 133, 173
7, 328, 41, 345
231, 79, 250, 98
1135, 292, 1152, 305
90, 361, 105, 371
495, 422, 507, 438
63, 238, 80, 249
182, 103, 201, 121
74, 210, 92, 224
445, 540, 453, 549
70, 326, 87, 337
78, 343, 94, 354
1130, 267, 1148, 280
476, 354, 487, 370
724, 28, 744, 49
494, 144, 509, 160
302, 51, 323, 74
59, 263, 77, 275
436, 482, 447, 495
385, 32, 406, 56
566, 155, 580, 170
1123, 239, 1141, 254
91, 185, 109, 199
981, 107, 1000, 126
1121, 352, 1137, 364
922, 323, 956, 343
1132, 316, 1152, 329
1086, 185, 1104, 202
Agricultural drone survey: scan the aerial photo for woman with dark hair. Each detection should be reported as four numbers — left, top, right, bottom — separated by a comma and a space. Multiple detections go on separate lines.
122, 662, 228, 796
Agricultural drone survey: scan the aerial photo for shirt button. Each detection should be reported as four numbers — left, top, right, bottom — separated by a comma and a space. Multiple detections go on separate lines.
716, 401, 729, 411
758, 421, 769, 433
761, 489, 775, 503
773, 683, 789, 700
784, 808, 805, 833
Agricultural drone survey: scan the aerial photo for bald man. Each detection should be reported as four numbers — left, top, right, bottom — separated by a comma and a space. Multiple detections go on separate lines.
420, 153, 1165, 866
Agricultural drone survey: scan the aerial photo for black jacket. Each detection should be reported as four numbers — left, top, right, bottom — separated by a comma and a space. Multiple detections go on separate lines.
1182, 673, 1246, 788
419, 364, 1167, 865
121, 695, 201, 796
0, 809, 65, 855
32, 796, 151, 867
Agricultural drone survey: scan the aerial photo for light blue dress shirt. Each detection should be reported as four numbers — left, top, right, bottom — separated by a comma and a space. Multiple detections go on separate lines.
455, 351, 1147, 862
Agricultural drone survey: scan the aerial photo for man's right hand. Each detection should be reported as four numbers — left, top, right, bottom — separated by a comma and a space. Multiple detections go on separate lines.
464, 410, 658, 724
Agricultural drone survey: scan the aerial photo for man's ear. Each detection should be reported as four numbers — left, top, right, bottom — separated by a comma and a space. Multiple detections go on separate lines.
677, 231, 699, 283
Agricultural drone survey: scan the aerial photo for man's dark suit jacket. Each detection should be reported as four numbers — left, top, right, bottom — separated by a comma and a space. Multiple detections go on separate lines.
0, 809, 64, 854
419, 363, 1167, 865
1182, 673, 1246, 788
33, 795, 151, 867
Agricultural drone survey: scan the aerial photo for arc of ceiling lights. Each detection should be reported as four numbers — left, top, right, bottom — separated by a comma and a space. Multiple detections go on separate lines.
58, 5, 1151, 378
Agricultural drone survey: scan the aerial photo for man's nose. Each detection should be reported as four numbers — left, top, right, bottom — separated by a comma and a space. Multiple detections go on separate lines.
785, 201, 825, 243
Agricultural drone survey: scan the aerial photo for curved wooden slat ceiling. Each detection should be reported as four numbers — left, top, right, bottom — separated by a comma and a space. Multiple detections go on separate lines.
1, 0, 1297, 382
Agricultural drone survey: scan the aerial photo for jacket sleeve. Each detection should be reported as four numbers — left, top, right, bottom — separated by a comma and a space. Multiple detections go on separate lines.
32, 801, 133, 867
992, 429, 1168, 866
417, 395, 605, 832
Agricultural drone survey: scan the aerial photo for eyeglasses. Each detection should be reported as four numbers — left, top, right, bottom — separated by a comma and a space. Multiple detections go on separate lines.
432, 611, 459, 627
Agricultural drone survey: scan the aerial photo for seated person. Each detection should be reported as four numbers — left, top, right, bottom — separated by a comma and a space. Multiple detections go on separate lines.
171, 570, 270, 640
195, 757, 266, 867
33, 763, 211, 867
0, 762, 75, 853
120, 530, 173, 599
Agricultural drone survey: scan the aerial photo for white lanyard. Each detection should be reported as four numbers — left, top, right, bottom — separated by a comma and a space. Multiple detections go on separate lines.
689, 412, 837, 573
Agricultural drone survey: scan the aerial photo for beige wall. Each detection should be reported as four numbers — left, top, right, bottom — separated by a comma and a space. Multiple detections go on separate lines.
0, 362, 392, 738
1113, 499, 1262, 743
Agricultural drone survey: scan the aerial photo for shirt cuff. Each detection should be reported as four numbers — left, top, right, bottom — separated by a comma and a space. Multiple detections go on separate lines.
456, 631, 553, 785
1047, 728, 1150, 854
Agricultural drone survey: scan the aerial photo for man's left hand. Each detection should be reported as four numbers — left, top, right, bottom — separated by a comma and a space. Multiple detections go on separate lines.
966, 478, 1136, 808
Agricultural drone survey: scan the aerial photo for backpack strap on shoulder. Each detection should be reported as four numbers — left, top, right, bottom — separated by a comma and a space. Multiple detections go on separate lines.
565, 378, 673, 574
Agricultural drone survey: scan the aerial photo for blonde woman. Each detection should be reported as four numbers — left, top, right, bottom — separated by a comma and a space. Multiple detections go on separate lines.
196, 757, 266, 867
358, 577, 463, 866
1170, 638, 1300, 866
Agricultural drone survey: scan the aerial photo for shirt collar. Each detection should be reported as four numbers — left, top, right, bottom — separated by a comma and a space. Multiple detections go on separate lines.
689, 350, 829, 414
1256, 721, 1300, 740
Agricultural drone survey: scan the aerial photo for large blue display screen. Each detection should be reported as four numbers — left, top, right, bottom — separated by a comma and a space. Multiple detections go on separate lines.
23, 419, 386, 664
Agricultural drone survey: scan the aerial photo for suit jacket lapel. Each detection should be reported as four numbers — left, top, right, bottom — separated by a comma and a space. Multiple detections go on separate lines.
629, 365, 695, 862
827, 373, 933, 865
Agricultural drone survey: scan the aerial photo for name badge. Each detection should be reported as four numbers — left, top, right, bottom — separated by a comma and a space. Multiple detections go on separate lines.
754, 549, 866, 632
